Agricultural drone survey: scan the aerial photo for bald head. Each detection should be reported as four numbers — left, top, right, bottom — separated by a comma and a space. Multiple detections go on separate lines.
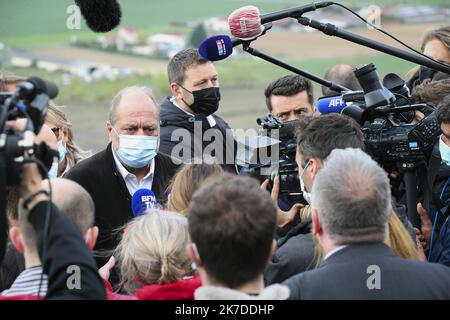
108, 86, 159, 126
41, 178, 95, 234
322, 64, 362, 97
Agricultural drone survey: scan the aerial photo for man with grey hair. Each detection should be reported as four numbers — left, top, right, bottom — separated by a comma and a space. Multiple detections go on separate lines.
283, 148, 450, 300
66, 86, 178, 273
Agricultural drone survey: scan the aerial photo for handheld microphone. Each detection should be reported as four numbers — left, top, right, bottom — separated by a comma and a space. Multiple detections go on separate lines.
198, 24, 273, 61
198, 35, 233, 61
131, 189, 158, 217
74, 0, 122, 33
317, 96, 348, 114
228, 2, 333, 39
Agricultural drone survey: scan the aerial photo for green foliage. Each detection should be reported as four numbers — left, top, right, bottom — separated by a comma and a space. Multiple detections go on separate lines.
188, 23, 208, 48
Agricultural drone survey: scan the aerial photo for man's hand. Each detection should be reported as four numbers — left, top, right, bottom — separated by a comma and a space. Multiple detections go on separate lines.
17, 162, 49, 213
416, 203, 433, 248
261, 176, 303, 228
98, 256, 116, 281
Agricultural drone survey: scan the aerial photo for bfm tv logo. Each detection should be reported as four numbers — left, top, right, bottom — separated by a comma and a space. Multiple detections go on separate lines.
216, 39, 227, 57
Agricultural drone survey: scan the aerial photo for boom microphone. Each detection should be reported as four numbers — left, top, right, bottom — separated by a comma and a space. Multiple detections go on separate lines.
228, 2, 332, 39
199, 24, 273, 61
131, 188, 158, 217
74, 0, 122, 33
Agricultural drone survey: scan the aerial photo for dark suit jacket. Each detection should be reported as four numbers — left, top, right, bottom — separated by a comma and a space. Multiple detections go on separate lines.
65, 143, 178, 258
283, 242, 450, 300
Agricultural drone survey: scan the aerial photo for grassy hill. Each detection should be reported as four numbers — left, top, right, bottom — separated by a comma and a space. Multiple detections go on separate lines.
1, 0, 448, 46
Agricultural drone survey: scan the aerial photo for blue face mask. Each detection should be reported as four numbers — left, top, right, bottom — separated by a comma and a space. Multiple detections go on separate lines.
439, 135, 450, 166
48, 162, 58, 179
113, 127, 159, 168
57, 140, 67, 165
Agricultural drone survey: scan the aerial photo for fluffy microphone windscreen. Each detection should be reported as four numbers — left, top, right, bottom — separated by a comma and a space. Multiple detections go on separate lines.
228, 5, 264, 40
75, 0, 122, 33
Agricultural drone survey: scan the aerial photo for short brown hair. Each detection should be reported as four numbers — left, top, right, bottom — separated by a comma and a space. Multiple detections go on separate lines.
411, 78, 450, 106
264, 75, 314, 112
167, 48, 209, 85
188, 175, 277, 289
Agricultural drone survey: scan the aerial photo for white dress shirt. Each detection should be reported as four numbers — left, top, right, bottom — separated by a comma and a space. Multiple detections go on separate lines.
170, 96, 217, 127
323, 245, 349, 261
112, 151, 155, 196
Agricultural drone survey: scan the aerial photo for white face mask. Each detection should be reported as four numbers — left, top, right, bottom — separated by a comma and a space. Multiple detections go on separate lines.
300, 161, 312, 204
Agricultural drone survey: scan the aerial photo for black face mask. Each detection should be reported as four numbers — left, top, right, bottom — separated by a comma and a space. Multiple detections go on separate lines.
178, 84, 221, 116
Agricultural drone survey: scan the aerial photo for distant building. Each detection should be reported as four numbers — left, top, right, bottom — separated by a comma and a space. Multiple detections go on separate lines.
203, 16, 229, 33
10, 54, 34, 68
146, 33, 186, 58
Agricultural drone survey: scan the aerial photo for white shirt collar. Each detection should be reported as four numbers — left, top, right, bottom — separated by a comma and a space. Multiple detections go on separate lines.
170, 96, 216, 127
323, 245, 348, 261
112, 148, 155, 195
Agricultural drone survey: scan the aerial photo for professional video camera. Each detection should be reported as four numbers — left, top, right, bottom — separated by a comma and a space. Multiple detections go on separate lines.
239, 114, 304, 204
339, 63, 441, 172
0, 76, 58, 186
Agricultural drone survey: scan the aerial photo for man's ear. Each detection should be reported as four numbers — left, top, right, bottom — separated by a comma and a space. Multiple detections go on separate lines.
170, 82, 181, 98
85, 226, 99, 252
310, 157, 324, 176
9, 226, 25, 254
311, 208, 323, 237
186, 243, 203, 268
106, 121, 113, 142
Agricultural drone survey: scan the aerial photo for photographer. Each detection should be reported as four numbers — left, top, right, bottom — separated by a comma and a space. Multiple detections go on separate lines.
264, 114, 419, 285
264, 75, 315, 122
416, 93, 450, 267
0, 161, 106, 299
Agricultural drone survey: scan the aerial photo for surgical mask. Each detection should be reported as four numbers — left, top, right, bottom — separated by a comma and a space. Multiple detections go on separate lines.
300, 161, 312, 204
439, 135, 450, 166
57, 140, 67, 165
113, 127, 159, 168
178, 84, 221, 116
48, 162, 58, 179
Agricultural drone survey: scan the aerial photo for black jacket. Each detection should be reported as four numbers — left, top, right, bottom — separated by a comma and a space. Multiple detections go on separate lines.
65, 143, 178, 258
283, 242, 450, 300
159, 97, 237, 173
30, 201, 106, 299
265, 219, 315, 285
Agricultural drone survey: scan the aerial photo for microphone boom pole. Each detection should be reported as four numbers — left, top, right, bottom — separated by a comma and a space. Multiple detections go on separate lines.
240, 43, 349, 93
298, 17, 450, 74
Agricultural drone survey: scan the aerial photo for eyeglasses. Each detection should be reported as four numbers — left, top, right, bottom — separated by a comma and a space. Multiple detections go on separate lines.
50, 127, 61, 139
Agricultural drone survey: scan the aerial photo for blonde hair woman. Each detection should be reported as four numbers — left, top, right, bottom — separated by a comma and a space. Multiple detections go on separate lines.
167, 163, 223, 215
45, 102, 91, 176
100, 210, 200, 300
312, 208, 420, 267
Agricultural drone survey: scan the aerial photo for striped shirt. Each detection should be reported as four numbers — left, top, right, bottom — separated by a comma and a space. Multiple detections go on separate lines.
1, 266, 48, 297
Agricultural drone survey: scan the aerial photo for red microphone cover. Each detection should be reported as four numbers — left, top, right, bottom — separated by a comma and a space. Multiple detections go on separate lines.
228, 6, 264, 40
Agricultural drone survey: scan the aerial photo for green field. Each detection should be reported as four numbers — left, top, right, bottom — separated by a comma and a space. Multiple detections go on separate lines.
1, 0, 448, 46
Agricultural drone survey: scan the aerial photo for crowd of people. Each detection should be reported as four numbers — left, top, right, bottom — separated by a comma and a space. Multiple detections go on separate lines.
0, 25, 449, 300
